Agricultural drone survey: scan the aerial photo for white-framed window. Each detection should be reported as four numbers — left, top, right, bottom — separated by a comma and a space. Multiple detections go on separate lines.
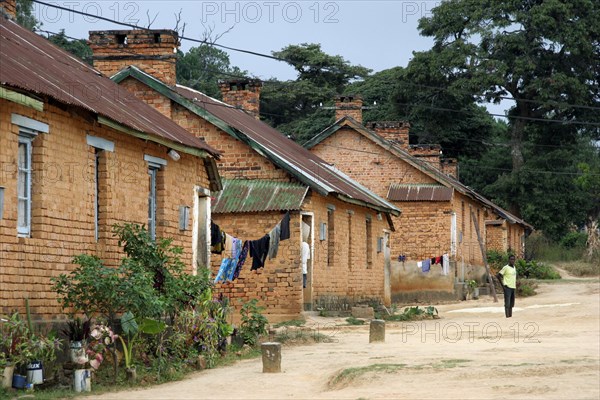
86, 135, 114, 242
12, 114, 48, 237
144, 155, 167, 241
148, 167, 158, 240
17, 132, 34, 237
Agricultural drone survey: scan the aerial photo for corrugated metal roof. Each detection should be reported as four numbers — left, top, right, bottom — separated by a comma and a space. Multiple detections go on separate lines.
171, 83, 399, 215
308, 116, 533, 231
388, 184, 453, 202
212, 179, 308, 214
0, 17, 219, 158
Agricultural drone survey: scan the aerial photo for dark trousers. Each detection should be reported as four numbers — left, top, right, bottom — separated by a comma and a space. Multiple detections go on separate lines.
503, 286, 515, 318
303, 273, 307, 288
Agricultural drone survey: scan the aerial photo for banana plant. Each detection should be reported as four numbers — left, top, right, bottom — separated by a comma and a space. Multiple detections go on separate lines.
118, 311, 166, 370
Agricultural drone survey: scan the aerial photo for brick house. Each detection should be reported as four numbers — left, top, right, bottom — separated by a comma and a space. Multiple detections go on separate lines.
305, 96, 533, 302
0, 7, 222, 320
87, 29, 401, 320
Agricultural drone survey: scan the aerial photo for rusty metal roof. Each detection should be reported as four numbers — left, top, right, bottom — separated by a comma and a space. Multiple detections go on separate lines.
0, 17, 219, 158
308, 116, 533, 231
212, 179, 308, 214
388, 184, 454, 202
170, 83, 399, 215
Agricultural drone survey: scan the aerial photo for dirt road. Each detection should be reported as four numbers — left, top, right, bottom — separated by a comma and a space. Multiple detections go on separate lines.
88, 277, 600, 400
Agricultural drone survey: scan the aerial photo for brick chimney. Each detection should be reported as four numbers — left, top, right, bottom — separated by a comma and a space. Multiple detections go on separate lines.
410, 144, 442, 171
366, 121, 410, 150
89, 29, 179, 85
335, 95, 363, 123
441, 158, 459, 180
0, 0, 16, 18
219, 79, 262, 119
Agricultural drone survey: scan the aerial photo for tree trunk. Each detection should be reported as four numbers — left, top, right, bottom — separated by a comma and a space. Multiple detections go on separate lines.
508, 116, 525, 217
586, 217, 599, 263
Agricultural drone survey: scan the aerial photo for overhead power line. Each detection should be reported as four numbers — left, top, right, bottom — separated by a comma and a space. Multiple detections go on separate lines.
32, 0, 286, 62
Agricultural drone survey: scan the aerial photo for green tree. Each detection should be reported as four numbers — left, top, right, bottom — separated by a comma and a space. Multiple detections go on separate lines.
345, 67, 404, 123
575, 145, 600, 260
413, 0, 600, 218
261, 43, 371, 142
16, 0, 38, 30
176, 45, 248, 98
47, 29, 93, 65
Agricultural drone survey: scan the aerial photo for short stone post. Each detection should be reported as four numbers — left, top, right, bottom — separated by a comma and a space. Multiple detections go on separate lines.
369, 319, 385, 343
261, 342, 281, 373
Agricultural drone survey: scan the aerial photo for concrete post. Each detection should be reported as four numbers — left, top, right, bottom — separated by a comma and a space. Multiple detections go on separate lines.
369, 319, 385, 343
261, 342, 281, 373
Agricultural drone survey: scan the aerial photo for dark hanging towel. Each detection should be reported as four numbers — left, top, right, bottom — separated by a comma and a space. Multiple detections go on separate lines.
211, 222, 222, 245
250, 234, 271, 270
210, 222, 224, 254
279, 211, 291, 241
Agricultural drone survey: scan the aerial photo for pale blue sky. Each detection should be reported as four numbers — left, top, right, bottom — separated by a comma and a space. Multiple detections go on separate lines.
33, 0, 511, 114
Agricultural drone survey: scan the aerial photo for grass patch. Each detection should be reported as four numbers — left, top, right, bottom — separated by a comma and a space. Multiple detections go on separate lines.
328, 363, 407, 389
345, 316, 366, 325
274, 328, 334, 345
273, 318, 305, 328
433, 359, 471, 369
555, 261, 600, 277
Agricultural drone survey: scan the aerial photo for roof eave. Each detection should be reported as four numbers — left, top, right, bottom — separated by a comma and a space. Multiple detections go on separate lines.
98, 116, 210, 159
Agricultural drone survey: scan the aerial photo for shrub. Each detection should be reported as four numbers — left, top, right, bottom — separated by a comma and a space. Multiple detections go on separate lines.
385, 306, 439, 321
239, 299, 269, 346
517, 279, 538, 297
517, 259, 561, 280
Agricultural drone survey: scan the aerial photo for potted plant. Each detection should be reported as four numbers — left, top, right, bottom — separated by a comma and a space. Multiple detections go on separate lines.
26, 333, 61, 385
0, 313, 33, 389
62, 317, 91, 364
72, 322, 116, 392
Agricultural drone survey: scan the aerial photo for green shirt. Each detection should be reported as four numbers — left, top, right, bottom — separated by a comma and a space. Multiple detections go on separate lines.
499, 264, 517, 289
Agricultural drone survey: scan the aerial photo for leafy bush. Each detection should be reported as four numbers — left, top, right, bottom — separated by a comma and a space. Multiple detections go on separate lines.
517, 279, 538, 297
516, 259, 561, 280
52, 224, 212, 325
560, 232, 588, 249
239, 299, 269, 346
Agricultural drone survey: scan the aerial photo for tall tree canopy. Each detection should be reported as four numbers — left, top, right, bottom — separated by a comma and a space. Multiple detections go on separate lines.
401, 0, 600, 240
176, 45, 248, 99
261, 43, 371, 142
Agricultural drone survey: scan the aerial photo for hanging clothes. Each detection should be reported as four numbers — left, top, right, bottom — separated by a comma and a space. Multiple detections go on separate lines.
279, 212, 291, 241
210, 222, 224, 254
422, 259, 431, 273
225, 239, 243, 281
233, 241, 250, 280
250, 235, 271, 270
268, 223, 281, 260
435, 256, 442, 265
417, 261, 423, 268
224, 234, 234, 255
214, 258, 232, 283
442, 254, 450, 276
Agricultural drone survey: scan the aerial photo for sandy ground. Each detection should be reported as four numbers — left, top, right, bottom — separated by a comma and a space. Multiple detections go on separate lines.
87, 275, 600, 400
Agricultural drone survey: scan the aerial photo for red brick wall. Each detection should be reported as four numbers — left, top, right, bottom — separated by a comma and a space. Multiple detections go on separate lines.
335, 96, 363, 123
219, 81, 262, 119
0, 99, 211, 320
